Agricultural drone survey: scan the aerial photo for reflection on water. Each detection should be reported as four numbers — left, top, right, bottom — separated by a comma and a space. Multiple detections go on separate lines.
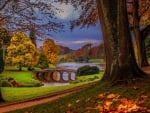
62, 72, 68, 81
42, 82, 69, 87
71, 72, 75, 80
42, 62, 104, 87
56, 62, 104, 71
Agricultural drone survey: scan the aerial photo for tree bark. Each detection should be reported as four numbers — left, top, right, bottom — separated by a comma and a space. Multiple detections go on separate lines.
132, 0, 143, 67
96, 0, 113, 79
19, 63, 22, 71
0, 87, 4, 102
141, 25, 150, 66
133, 0, 150, 67
97, 0, 146, 84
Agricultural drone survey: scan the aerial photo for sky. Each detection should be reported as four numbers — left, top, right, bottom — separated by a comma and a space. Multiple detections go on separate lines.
37, 2, 103, 50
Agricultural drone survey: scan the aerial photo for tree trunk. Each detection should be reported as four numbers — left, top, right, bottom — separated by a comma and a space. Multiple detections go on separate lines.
132, 0, 143, 67
0, 87, 4, 102
141, 38, 149, 66
96, 0, 113, 79
97, 0, 146, 84
19, 63, 22, 71
141, 25, 150, 66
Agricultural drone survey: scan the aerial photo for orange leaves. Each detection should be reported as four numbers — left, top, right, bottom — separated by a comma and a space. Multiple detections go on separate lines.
67, 103, 72, 108
42, 39, 60, 64
86, 92, 150, 113
6, 32, 39, 67
75, 99, 80, 103
65, 92, 149, 113
98, 93, 105, 99
117, 98, 140, 112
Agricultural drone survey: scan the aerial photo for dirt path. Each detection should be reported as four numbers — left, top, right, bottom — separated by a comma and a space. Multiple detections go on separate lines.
0, 82, 96, 113
0, 92, 72, 113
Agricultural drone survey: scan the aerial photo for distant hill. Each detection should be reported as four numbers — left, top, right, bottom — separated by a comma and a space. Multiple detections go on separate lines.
59, 45, 75, 55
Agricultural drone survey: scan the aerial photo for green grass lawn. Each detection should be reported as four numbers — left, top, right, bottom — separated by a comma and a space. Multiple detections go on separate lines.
6, 77, 150, 113
0, 66, 103, 102
89, 58, 105, 63
0, 67, 40, 86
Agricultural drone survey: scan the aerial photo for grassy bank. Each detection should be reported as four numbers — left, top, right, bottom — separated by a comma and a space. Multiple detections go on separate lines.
0, 67, 103, 102
0, 67, 40, 87
89, 58, 104, 63
6, 77, 150, 113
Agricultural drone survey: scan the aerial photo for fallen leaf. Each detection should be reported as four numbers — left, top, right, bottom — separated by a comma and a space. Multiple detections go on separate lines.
67, 103, 72, 108
106, 93, 116, 99
98, 93, 105, 99
105, 99, 113, 106
133, 85, 139, 90
75, 99, 80, 103
141, 95, 148, 99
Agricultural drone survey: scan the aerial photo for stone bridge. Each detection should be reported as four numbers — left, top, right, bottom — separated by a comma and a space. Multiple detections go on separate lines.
33, 69, 77, 83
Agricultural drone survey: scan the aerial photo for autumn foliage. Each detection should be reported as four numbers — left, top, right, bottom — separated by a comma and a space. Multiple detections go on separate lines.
6, 32, 39, 70
42, 39, 60, 64
66, 92, 150, 113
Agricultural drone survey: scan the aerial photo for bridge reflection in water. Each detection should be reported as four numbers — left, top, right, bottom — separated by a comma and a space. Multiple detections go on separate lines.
34, 69, 76, 83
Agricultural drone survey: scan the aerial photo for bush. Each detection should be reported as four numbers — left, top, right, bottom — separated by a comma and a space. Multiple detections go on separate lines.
37, 54, 49, 69
0, 78, 23, 87
0, 80, 12, 87
77, 65, 99, 76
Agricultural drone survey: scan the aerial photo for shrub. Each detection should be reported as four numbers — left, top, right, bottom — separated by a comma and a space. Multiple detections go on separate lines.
0, 80, 12, 87
37, 54, 49, 69
77, 65, 99, 76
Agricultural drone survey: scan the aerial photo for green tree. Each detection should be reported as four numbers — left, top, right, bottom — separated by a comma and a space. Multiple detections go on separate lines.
5, 32, 39, 71
37, 54, 49, 69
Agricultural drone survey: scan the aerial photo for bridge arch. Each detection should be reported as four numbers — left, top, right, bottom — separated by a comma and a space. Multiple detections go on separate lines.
34, 69, 76, 83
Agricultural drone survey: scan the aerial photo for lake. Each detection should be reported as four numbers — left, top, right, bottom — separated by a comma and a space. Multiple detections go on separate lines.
56, 62, 104, 71
42, 62, 104, 86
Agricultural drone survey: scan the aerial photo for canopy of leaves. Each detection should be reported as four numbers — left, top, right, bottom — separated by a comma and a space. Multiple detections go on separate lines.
6, 32, 39, 67
42, 38, 60, 64
56, 0, 149, 29
0, 0, 64, 40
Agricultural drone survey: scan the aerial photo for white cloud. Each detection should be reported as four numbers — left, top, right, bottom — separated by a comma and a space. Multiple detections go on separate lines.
53, 3, 80, 20
56, 39, 101, 46
37, 39, 102, 50
72, 39, 100, 44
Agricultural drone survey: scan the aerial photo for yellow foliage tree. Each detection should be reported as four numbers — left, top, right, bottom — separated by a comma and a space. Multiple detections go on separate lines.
6, 32, 39, 71
42, 39, 60, 64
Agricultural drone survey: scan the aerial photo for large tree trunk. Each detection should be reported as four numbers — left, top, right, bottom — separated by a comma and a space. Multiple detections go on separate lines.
96, 0, 113, 78
132, 0, 143, 67
133, 0, 149, 67
97, 0, 146, 84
